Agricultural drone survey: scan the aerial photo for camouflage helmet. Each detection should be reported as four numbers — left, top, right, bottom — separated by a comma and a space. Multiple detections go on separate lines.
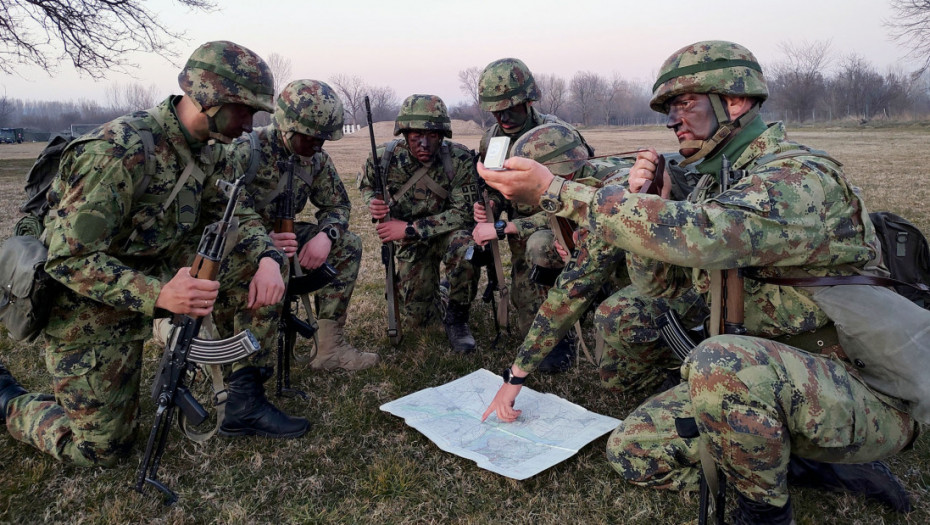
650, 40, 768, 113
478, 58, 540, 112
512, 123, 588, 177
394, 94, 452, 138
273, 79, 344, 141
178, 40, 275, 113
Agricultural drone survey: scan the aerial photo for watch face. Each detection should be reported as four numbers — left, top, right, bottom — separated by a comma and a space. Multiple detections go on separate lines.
541, 199, 560, 213
494, 220, 506, 229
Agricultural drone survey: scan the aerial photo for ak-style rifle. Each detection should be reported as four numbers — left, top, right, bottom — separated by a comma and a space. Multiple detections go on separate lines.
365, 95, 402, 345
135, 176, 259, 504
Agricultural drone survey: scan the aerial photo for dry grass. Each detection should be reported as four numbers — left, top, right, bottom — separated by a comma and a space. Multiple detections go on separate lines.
1, 125, 929, 524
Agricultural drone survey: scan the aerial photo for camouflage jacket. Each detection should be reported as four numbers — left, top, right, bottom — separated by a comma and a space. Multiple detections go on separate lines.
556, 121, 877, 339
43, 96, 269, 343
480, 107, 591, 237
360, 139, 478, 241
222, 126, 351, 235
513, 159, 633, 372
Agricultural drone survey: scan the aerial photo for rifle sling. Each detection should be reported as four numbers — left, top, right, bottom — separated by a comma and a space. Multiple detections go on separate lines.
748, 272, 929, 292
393, 165, 449, 202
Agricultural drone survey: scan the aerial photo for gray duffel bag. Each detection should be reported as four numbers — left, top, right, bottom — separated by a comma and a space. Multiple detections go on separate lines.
0, 235, 54, 341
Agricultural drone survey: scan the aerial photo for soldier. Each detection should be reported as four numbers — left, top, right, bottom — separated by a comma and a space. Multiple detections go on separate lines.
0, 40, 308, 467
474, 58, 594, 371
359, 94, 479, 353
221, 79, 378, 371
479, 41, 914, 523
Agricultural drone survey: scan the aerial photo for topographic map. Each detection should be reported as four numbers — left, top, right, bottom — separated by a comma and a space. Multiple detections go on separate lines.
380, 369, 622, 480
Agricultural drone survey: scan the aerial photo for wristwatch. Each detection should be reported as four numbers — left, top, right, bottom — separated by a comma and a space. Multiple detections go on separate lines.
405, 221, 418, 240
502, 367, 526, 385
494, 220, 507, 240
322, 224, 340, 241
539, 176, 566, 213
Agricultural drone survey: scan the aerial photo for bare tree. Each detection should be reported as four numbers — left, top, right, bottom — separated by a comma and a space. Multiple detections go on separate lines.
768, 40, 832, 122
105, 82, 160, 113
537, 73, 568, 117
0, 90, 13, 127
569, 71, 605, 126
329, 74, 367, 126
368, 85, 399, 123
0, 0, 215, 78
888, 0, 930, 74
266, 53, 293, 95
457, 66, 489, 127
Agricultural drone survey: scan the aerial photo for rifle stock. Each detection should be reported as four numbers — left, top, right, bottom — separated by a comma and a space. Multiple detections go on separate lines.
135, 175, 250, 505
366, 96, 402, 345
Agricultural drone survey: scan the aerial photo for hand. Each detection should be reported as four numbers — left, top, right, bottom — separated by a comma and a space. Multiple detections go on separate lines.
270, 231, 298, 258
369, 198, 389, 221
481, 382, 523, 423
630, 148, 672, 199
554, 239, 570, 264
155, 267, 220, 317
478, 157, 553, 206
376, 219, 407, 243
471, 222, 497, 246
297, 231, 332, 270
247, 256, 285, 309
473, 201, 487, 223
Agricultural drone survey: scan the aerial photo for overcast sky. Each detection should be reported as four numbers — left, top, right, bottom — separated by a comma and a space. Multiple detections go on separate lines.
1, 0, 921, 107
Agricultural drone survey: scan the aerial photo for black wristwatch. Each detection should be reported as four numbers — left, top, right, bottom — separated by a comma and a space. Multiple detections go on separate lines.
494, 220, 507, 240
405, 221, 418, 240
502, 367, 526, 385
322, 224, 340, 241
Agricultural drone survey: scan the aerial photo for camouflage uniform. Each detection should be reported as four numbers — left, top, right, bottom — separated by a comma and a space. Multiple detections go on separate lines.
359, 98, 479, 326
3, 41, 287, 466
549, 101, 916, 511
477, 58, 593, 336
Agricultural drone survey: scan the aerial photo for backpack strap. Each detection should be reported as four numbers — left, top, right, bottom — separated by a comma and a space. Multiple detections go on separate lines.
440, 142, 455, 182
379, 139, 401, 177
242, 130, 262, 186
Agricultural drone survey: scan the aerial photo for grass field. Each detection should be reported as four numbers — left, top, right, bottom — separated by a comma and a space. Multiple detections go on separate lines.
0, 124, 929, 524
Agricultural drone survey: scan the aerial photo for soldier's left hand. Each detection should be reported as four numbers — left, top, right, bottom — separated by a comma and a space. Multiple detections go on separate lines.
375, 219, 407, 243
472, 222, 497, 246
479, 157, 553, 206
248, 256, 285, 309
298, 232, 333, 270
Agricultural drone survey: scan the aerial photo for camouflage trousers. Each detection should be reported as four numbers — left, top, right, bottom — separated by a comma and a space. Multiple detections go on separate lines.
293, 222, 362, 323
6, 338, 142, 467
509, 229, 565, 336
396, 229, 475, 325
594, 285, 705, 394
606, 335, 916, 507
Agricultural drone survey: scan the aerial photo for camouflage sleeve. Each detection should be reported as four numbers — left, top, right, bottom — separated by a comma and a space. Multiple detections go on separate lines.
511, 209, 550, 238
299, 154, 350, 231
359, 152, 378, 205
45, 149, 164, 315
513, 231, 624, 373
555, 164, 860, 270
626, 253, 694, 300
411, 154, 477, 239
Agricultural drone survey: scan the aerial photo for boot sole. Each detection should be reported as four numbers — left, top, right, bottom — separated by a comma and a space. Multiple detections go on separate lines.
218, 424, 310, 439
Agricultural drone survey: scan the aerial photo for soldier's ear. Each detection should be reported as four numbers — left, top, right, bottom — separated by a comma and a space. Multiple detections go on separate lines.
723, 96, 753, 121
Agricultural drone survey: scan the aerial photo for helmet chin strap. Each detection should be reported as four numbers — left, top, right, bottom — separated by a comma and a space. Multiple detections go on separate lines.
282, 130, 316, 164
192, 102, 237, 144
678, 94, 761, 167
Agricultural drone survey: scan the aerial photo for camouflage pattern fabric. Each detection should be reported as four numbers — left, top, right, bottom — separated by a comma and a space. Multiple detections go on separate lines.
509, 230, 563, 336
478, 57, 540, 113
550, 120, 915, 506
359, 139, 479, 323
393, 94, 452, 138
479, 106, 579, 159
7, 96, 269, 467
178, 40, 274, 112
295, 223, 361, 322
273, 79, 344, 141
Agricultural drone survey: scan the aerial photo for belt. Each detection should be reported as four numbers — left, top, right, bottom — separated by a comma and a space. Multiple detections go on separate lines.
772, 322, 848, 360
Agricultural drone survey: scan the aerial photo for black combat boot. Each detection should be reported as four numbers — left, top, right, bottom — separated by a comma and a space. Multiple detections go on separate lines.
219, 367, 309, 438
732, 493, 795, 525
537, 335, 575, 374
443, 301, 476, 354
0, 361, 27, 424
787, 456, 912, 512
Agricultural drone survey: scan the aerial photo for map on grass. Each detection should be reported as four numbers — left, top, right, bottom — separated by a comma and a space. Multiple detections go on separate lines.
380, 369, 622, 480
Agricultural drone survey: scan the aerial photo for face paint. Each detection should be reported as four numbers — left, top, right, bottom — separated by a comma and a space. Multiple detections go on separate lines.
209, 103, 257, 143
492, 103, 529, 134
405, 130, 442, 163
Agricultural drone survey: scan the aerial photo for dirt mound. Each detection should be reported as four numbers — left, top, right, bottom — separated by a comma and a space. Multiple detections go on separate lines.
349, 119, 485, 140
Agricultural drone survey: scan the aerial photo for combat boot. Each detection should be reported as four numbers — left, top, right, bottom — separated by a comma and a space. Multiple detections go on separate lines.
0, 361, 27, 424
732, 493, 795, 525
537, 335, 575, 374
787, 456, 912, 512
311, 317, 380, 371
443, 301, 476, 354
219, 367, 309, 439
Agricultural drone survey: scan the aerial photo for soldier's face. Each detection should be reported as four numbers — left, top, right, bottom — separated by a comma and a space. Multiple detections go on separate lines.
492, 103, 529, 133
405, 130, 442, 163
289, 132, 325, 157
213, 103, 258, 140
665, 94, 717, 157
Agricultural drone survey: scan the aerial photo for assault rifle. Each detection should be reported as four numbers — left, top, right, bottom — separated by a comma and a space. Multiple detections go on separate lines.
465, 162, 509, 345
365, 95, 402, 345
272, 155, 337, 398
135, 176, 259, 504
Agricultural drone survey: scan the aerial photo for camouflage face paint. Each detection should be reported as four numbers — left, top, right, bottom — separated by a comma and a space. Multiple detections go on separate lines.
405, 130, 442, 163
492, 103, 529, 133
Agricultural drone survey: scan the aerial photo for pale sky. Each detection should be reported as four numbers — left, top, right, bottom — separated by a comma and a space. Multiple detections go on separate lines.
1, 0, 920, 107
